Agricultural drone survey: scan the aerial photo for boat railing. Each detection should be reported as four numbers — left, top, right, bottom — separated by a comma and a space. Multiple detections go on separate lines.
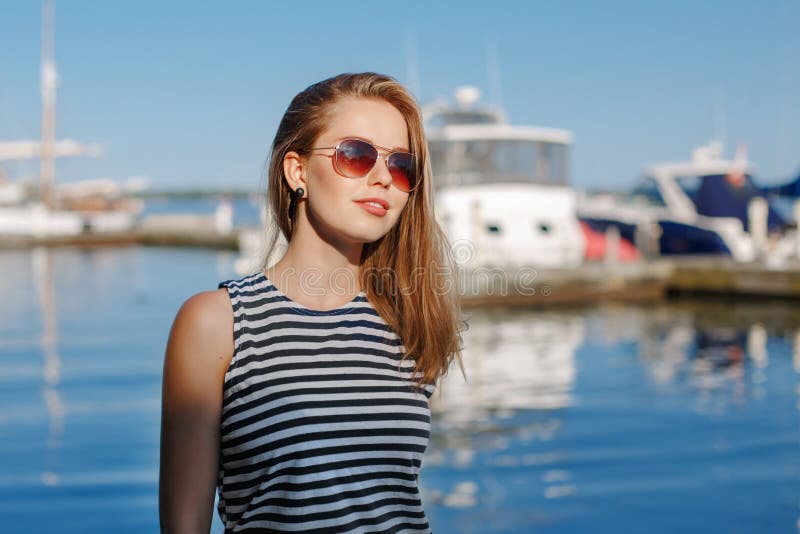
434, 171, 569, 189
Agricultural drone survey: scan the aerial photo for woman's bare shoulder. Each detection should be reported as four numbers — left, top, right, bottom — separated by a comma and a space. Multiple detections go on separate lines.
164, 288, 235, 388
176, 288, 233, 325
174, 289, 232, 340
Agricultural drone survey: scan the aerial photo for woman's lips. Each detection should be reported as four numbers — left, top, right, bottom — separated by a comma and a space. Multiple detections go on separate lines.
354, 200, 388, 216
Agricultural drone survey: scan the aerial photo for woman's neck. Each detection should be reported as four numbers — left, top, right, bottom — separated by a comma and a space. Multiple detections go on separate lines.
267, 221, 363, 307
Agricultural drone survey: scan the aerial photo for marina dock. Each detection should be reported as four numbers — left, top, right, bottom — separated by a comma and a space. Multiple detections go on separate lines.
0, 226, 239, 249
3, 224, 799, 305
459, 257, 800, 308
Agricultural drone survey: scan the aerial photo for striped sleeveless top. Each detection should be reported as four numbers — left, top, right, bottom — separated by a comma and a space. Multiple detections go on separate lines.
216, 271, 435, 533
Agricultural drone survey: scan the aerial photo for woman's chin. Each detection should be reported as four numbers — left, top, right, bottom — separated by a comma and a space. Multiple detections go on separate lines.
348, 229, 389, 245
337, 220, 393, 244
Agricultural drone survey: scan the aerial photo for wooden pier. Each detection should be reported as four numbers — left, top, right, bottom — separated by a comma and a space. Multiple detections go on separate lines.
667, 256, 800, 299
0, 215, 240, 250
458, 261, 673, 308
3, 225, 800, 305
459, 257, 800, 308
0, 228, 239, 250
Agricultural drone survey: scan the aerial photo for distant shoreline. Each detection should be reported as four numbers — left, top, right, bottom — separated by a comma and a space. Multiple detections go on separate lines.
133, 189, 257, 200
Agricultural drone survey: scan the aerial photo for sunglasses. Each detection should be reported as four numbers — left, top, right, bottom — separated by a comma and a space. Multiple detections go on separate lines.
309, 138, 418, 193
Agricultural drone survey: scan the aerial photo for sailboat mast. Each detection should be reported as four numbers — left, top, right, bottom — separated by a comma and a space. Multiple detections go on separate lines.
404, 29, 420, 98
486, 36, 503, 112
40, 0, 57, 207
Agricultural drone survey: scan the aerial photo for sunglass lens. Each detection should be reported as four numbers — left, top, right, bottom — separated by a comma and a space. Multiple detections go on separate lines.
336, 139, 377, 178
388, 153, 416, 193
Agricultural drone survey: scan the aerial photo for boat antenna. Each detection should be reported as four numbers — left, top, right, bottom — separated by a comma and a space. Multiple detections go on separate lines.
711, 87, 726, 148
404, 28, 420, 98
40, 0, 57, 208
486, 35, 503, 111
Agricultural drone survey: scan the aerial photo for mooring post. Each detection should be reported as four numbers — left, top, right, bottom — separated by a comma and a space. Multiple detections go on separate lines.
748, 197, 768, 259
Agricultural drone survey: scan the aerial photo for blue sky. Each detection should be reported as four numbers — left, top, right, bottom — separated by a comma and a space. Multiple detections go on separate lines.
0, 0, 798, 190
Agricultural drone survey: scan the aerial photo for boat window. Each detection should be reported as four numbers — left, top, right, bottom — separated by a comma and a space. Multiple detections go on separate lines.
629, 177, 666, 207
675, 175, 702, 205
429, 140, 569, 187
426, 110, 499, 127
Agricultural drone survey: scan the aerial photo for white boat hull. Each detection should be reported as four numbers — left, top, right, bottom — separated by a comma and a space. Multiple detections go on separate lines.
0, 204, 83, 237
436, 184, 585, 269
0, 203, 143, 238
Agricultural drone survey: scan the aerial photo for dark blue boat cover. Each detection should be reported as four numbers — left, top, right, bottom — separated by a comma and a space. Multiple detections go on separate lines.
692, 174, 786, 232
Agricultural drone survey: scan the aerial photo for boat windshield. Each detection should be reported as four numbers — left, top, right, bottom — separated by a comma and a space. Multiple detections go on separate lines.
429, 139, 569, 187
628, 177, 667, 206
676, 172, 787, 230
676, 173, 761, 207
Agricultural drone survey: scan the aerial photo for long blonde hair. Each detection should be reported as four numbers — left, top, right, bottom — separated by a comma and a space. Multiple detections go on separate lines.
264, 72, 462, 386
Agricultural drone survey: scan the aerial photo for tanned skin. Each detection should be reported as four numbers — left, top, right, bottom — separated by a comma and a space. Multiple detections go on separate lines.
159, 288, 233, 533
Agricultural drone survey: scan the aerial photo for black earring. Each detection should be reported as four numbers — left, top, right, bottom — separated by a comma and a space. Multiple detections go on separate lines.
289, 187, 304, 217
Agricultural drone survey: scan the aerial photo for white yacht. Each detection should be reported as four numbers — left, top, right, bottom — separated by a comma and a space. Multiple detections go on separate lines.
578, 141, 794, 263
0, 167, 145, 238
425, 87, 585, 269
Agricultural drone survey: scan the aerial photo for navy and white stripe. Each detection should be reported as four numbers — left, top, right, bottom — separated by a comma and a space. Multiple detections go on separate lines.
216, 271, 434, 533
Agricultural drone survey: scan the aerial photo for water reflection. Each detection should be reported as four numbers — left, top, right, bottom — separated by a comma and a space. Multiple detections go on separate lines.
434, 309, 584, 422
31, 247, 63, 486
620, 300, 800, 412
432, 300, 800, 427
425, 299, 800, 530
794, 330, 800, 373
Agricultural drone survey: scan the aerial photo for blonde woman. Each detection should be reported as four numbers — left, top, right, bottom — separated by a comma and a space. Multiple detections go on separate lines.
159, 72, 462, 533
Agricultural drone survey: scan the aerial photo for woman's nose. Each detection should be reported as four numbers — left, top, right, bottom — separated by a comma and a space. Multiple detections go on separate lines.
367, 156, 393, 188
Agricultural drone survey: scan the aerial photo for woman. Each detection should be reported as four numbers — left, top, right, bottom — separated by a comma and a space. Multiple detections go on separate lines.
159, 72, 462, 533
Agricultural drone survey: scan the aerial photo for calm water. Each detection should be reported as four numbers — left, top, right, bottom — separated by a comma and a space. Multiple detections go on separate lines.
0, 247, 798, 533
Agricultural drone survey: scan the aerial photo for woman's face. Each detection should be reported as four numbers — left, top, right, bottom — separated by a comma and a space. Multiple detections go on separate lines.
301, 97, 412, 247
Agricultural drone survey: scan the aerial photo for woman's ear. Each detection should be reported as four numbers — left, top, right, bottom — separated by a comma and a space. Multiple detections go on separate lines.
283, 151, 307, 193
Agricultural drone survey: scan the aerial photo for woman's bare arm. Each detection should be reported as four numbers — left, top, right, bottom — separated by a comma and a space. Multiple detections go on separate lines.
159, 289, 234, 533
